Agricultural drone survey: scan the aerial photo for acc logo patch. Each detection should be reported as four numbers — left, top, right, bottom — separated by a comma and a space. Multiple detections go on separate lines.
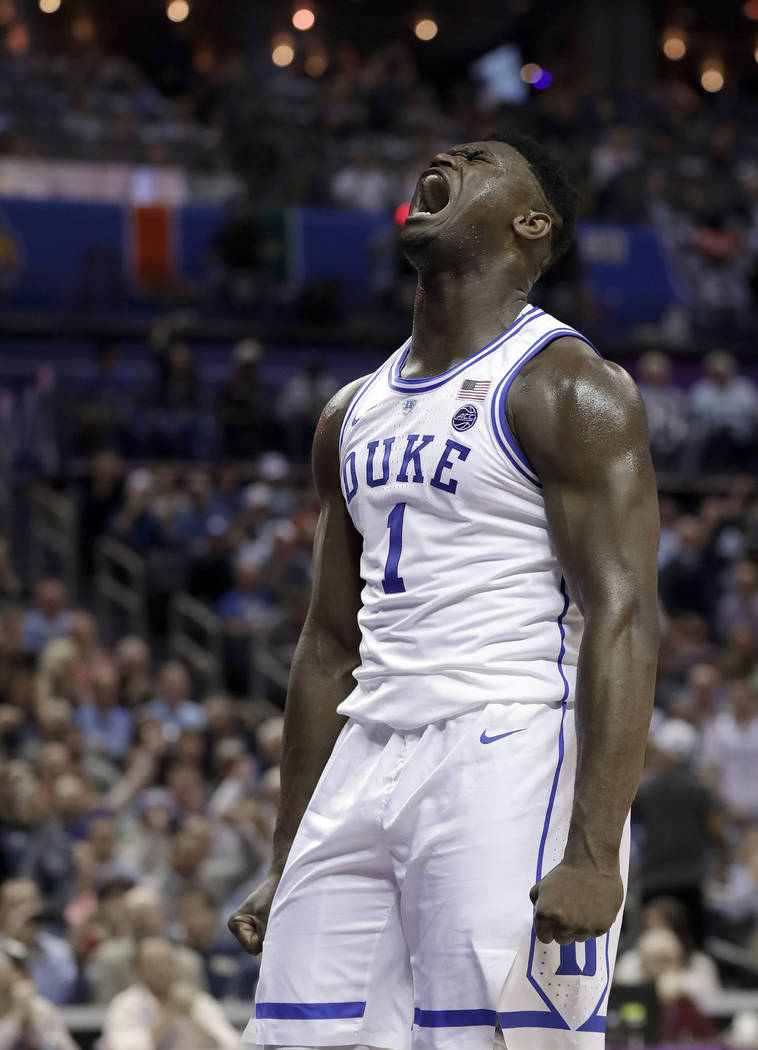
452, 403, 478, 432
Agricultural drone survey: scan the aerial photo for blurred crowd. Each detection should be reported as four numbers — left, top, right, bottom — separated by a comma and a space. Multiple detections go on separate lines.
0, 602, 281, 1047
3, 31, 758, 231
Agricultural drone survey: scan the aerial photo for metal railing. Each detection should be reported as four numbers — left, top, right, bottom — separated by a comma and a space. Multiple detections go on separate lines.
94, 537, 147, 639
169, 590, 224, 689
28, 485, 79, 597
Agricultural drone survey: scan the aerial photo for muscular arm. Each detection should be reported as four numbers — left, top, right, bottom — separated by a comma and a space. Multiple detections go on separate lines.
509, 338, 660, 944
228, 378, 366, 952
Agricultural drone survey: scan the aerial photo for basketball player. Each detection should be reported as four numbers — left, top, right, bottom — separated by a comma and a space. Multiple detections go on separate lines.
228, 131, 660, 1050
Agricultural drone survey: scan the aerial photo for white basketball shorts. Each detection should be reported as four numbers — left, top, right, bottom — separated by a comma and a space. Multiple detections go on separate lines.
245, 700, 629, 1050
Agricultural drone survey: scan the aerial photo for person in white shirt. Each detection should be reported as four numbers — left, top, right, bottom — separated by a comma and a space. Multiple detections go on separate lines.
101, 937, 240, 1050
0, 951, 78, 1050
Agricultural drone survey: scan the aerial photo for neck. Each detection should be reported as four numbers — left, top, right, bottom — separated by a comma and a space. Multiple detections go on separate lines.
406, 263, 531, 379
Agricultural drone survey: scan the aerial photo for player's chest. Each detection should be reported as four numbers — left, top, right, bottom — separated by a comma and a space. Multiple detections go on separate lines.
340, 387, 493, 511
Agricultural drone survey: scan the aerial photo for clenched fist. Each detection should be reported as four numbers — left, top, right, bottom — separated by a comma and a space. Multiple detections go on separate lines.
227, 872, 281, 955
529, 861, 623, 945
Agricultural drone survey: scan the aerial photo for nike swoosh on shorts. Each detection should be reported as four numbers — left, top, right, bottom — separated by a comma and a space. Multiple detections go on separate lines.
479, 728, 527, 744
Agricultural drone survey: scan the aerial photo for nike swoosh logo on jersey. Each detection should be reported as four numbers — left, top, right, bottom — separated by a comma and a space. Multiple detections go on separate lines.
479, 728, 527, 745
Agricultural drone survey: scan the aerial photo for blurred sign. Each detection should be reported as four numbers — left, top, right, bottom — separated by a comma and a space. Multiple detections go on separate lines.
0, 197, 680, 339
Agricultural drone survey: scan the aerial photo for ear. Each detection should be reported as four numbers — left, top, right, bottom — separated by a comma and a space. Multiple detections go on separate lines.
512, 209, 552, 242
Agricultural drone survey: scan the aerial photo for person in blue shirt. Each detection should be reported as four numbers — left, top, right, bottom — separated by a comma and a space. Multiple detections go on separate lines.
73, 664, 133, 762
145, 662, 206, 744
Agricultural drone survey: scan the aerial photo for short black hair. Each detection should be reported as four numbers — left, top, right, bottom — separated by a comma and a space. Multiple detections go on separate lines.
486, 129, 578, 265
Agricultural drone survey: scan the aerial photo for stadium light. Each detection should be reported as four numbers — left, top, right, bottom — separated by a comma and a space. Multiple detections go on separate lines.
272, 36, 295, 67
662, 29, 687, 60
700, 62, 724, 92
520, 62, 542, 83
166, 0, 189, 23
39, 0, 61, 12
414, 17, 438, 41
292, 6, 315, 30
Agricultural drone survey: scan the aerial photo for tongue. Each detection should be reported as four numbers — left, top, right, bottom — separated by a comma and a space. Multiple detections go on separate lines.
422, 172, 449, 214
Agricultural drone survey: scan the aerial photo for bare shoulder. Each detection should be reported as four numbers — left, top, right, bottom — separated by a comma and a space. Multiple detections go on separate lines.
312, 375, 370, 492
508, 336, 650, 477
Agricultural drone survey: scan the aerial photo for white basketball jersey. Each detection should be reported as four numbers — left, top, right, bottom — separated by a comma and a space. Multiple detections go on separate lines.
337, 304, 598, 730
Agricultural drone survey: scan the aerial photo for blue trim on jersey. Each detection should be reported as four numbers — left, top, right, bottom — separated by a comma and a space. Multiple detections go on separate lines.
412, 1008, 595, 1032
490, 327, 600, 488
255, 1000, 366, 1020
339, 360, 397, 455
521, 578, 571, 1026
414, 1008, 497, 1027
388, 307, 542, 393
499, 1010, 571, 1030
578, 1013, 608, 1034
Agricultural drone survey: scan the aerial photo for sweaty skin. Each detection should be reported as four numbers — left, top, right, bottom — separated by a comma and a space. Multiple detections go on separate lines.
228, 138, 660, 953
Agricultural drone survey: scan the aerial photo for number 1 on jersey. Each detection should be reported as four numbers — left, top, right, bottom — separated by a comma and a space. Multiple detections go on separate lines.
382, 502, 406, 594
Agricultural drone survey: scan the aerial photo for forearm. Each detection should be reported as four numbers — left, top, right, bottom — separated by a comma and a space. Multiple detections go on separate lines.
271, 624, 358, 874
564, 603, 659, 871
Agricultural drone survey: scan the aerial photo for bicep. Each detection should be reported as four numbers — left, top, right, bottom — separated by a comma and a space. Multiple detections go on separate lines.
516, 350, 659, 615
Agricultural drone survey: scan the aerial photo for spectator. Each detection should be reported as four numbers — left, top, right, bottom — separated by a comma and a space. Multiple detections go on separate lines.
0, 879, 78, 1005
690, 351, 758, 472
331, 149, 396, 212
77, 450, 125, 576
216, 339, 276, 460
218, 555, 275, 694
115, 636, 153, 710
636, 351, 690, 472
88, 886, 206, 1005
188, 515, 235, 603
277, 360, 339, 459
700, 676, 758, 825
73, 664, 133, 761
632, 719, 717, 945
669, 661, 724, 725
659, 517, 712, 621
20, 580, 72, 656
615, 897, 721, 1002
715, 559, 758, 642
117, 788, 177, 878
18, 773, 90, 923
74, 342, 132, 455
101, 937, 239, 1050
0, 951, 78, 1050
69, 872, 136, 970
111, 469, 166, 552
629, 928, 716, 1040
708, 827, 758, 945
217, 557, 274, 636
145, 662, 206, 742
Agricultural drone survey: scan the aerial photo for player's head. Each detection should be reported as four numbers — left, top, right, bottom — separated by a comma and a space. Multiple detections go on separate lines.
400, 129, 577, 283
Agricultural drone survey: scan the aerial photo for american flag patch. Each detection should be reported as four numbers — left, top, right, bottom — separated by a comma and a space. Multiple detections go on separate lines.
457, 378, 491, 400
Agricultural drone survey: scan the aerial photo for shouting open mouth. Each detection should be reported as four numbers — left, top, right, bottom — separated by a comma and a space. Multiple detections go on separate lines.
407, 169, 451, 221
